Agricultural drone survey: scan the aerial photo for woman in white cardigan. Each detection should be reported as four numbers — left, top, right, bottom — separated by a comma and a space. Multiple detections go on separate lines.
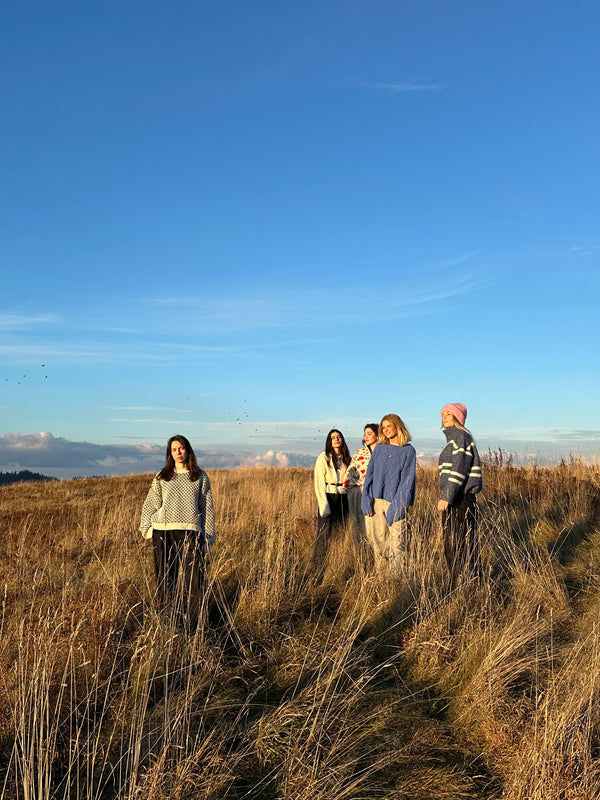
312, 428, 351, 572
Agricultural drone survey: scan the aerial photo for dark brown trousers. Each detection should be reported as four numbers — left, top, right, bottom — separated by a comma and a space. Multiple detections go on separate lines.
152, 529, 205, 628
441, 494, 480, 587
311, 493, 349, 574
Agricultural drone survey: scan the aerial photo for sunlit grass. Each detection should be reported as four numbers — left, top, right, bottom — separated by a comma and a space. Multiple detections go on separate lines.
1, 461, 600, 798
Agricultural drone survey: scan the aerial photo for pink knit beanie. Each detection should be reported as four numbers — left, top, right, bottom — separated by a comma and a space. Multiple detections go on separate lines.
441, 403, 467, 426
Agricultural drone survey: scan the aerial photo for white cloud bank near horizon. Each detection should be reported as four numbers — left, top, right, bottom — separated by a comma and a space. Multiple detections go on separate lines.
0, 431, 598, 480
0, 432, 316, 478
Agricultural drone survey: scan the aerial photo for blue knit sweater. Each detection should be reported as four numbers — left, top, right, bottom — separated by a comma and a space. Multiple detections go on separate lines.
361, 443, 416, 524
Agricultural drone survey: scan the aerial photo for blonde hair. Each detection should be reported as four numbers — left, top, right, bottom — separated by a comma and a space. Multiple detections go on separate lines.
444, 415, 471, 435
379, 413, 411, 446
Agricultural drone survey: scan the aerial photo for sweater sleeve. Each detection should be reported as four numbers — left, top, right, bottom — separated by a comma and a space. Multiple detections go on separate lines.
386, 446, 416, 524
198, 471, 216, 545
314, 453, 331, 516
139, 476, 162, 539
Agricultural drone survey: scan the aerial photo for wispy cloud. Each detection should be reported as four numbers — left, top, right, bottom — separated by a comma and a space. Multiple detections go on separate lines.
109, 418, 200, 425
429, 251, 480, 269
0, 258, 488, 367
394, 275, 487, 309
0, 343, 107, 360
0, 312, 60, 330
486, 426, 579, 440
145, 259, 489, 333
566, 242, 600, 256
549, 429, 600, 441
205, 418, 369, 452
0, 339, 237, 365
111, 406, 194, 412
206, 419, 363, 434
364, 79, 446, 94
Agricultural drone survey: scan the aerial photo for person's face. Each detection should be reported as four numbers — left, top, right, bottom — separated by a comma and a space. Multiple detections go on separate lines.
330, 432, 343, 450
363, 427, 377, 446
382, 420, 398, 441
171, 440, 188, 466
441, 410, 454, 428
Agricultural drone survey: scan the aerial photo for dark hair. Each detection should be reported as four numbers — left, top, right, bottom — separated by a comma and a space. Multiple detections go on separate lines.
325, 428, 351, 467
362, 423, 379, 446
157, 434, 201, 481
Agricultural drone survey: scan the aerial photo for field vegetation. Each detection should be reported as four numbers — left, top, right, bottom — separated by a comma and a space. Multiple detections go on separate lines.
1, 460, 600, 799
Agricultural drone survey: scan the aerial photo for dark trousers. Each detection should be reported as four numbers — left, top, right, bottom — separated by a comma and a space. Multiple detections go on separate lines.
441, 494, 480, 587
152, 529, 205, 628
312, 492, 349, 573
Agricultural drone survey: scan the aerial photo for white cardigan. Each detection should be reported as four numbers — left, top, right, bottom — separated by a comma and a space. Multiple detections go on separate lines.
314, 451, 347, 516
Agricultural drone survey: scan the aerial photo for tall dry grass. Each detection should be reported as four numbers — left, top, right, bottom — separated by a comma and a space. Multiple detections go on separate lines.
0, 461, 599, 798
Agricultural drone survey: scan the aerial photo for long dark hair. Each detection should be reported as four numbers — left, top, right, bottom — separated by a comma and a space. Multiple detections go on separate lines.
325, 429, 351, 467
157, 434, 201, 481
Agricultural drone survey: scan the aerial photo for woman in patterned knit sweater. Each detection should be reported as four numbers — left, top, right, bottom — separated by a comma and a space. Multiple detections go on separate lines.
140, 434, 216, 628
438, 403, 483, 586
344, 423, 379, 537
312, 429, 351, 573
361, 414, 416, 577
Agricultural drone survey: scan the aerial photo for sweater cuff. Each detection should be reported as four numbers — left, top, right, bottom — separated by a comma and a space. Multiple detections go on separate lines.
441, 488, 457, 505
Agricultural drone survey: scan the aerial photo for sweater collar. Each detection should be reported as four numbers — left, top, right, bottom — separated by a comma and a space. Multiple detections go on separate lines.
443, 427, 455, 442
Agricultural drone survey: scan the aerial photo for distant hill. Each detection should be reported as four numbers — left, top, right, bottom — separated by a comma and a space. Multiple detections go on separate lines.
0, 470, 58, 486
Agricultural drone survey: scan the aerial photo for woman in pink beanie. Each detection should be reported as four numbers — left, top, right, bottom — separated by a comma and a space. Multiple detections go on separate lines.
438, 404, 483, 586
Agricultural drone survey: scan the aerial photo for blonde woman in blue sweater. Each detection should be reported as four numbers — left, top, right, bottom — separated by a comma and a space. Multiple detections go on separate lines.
361, 414, 416, 577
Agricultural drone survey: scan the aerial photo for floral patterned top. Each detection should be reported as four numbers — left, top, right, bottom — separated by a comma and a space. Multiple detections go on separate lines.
343, 445, 374, 490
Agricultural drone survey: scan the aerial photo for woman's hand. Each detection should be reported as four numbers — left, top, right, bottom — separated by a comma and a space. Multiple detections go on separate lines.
437, 499, 449, 512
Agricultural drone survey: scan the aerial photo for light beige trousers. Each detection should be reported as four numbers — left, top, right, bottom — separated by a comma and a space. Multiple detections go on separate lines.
365, 498, 407, 577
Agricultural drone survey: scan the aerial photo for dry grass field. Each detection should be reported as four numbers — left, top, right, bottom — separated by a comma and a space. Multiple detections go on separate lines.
1, 460, 600, 799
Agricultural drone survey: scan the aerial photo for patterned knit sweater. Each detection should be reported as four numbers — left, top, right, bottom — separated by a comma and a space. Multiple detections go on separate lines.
438, 427, 483, 505
361, 444, 416, 524
139, 469, 216, 543
343, 445, 374, 489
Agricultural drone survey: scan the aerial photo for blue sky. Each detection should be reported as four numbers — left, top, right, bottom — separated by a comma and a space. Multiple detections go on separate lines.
1, 0, 599, 476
